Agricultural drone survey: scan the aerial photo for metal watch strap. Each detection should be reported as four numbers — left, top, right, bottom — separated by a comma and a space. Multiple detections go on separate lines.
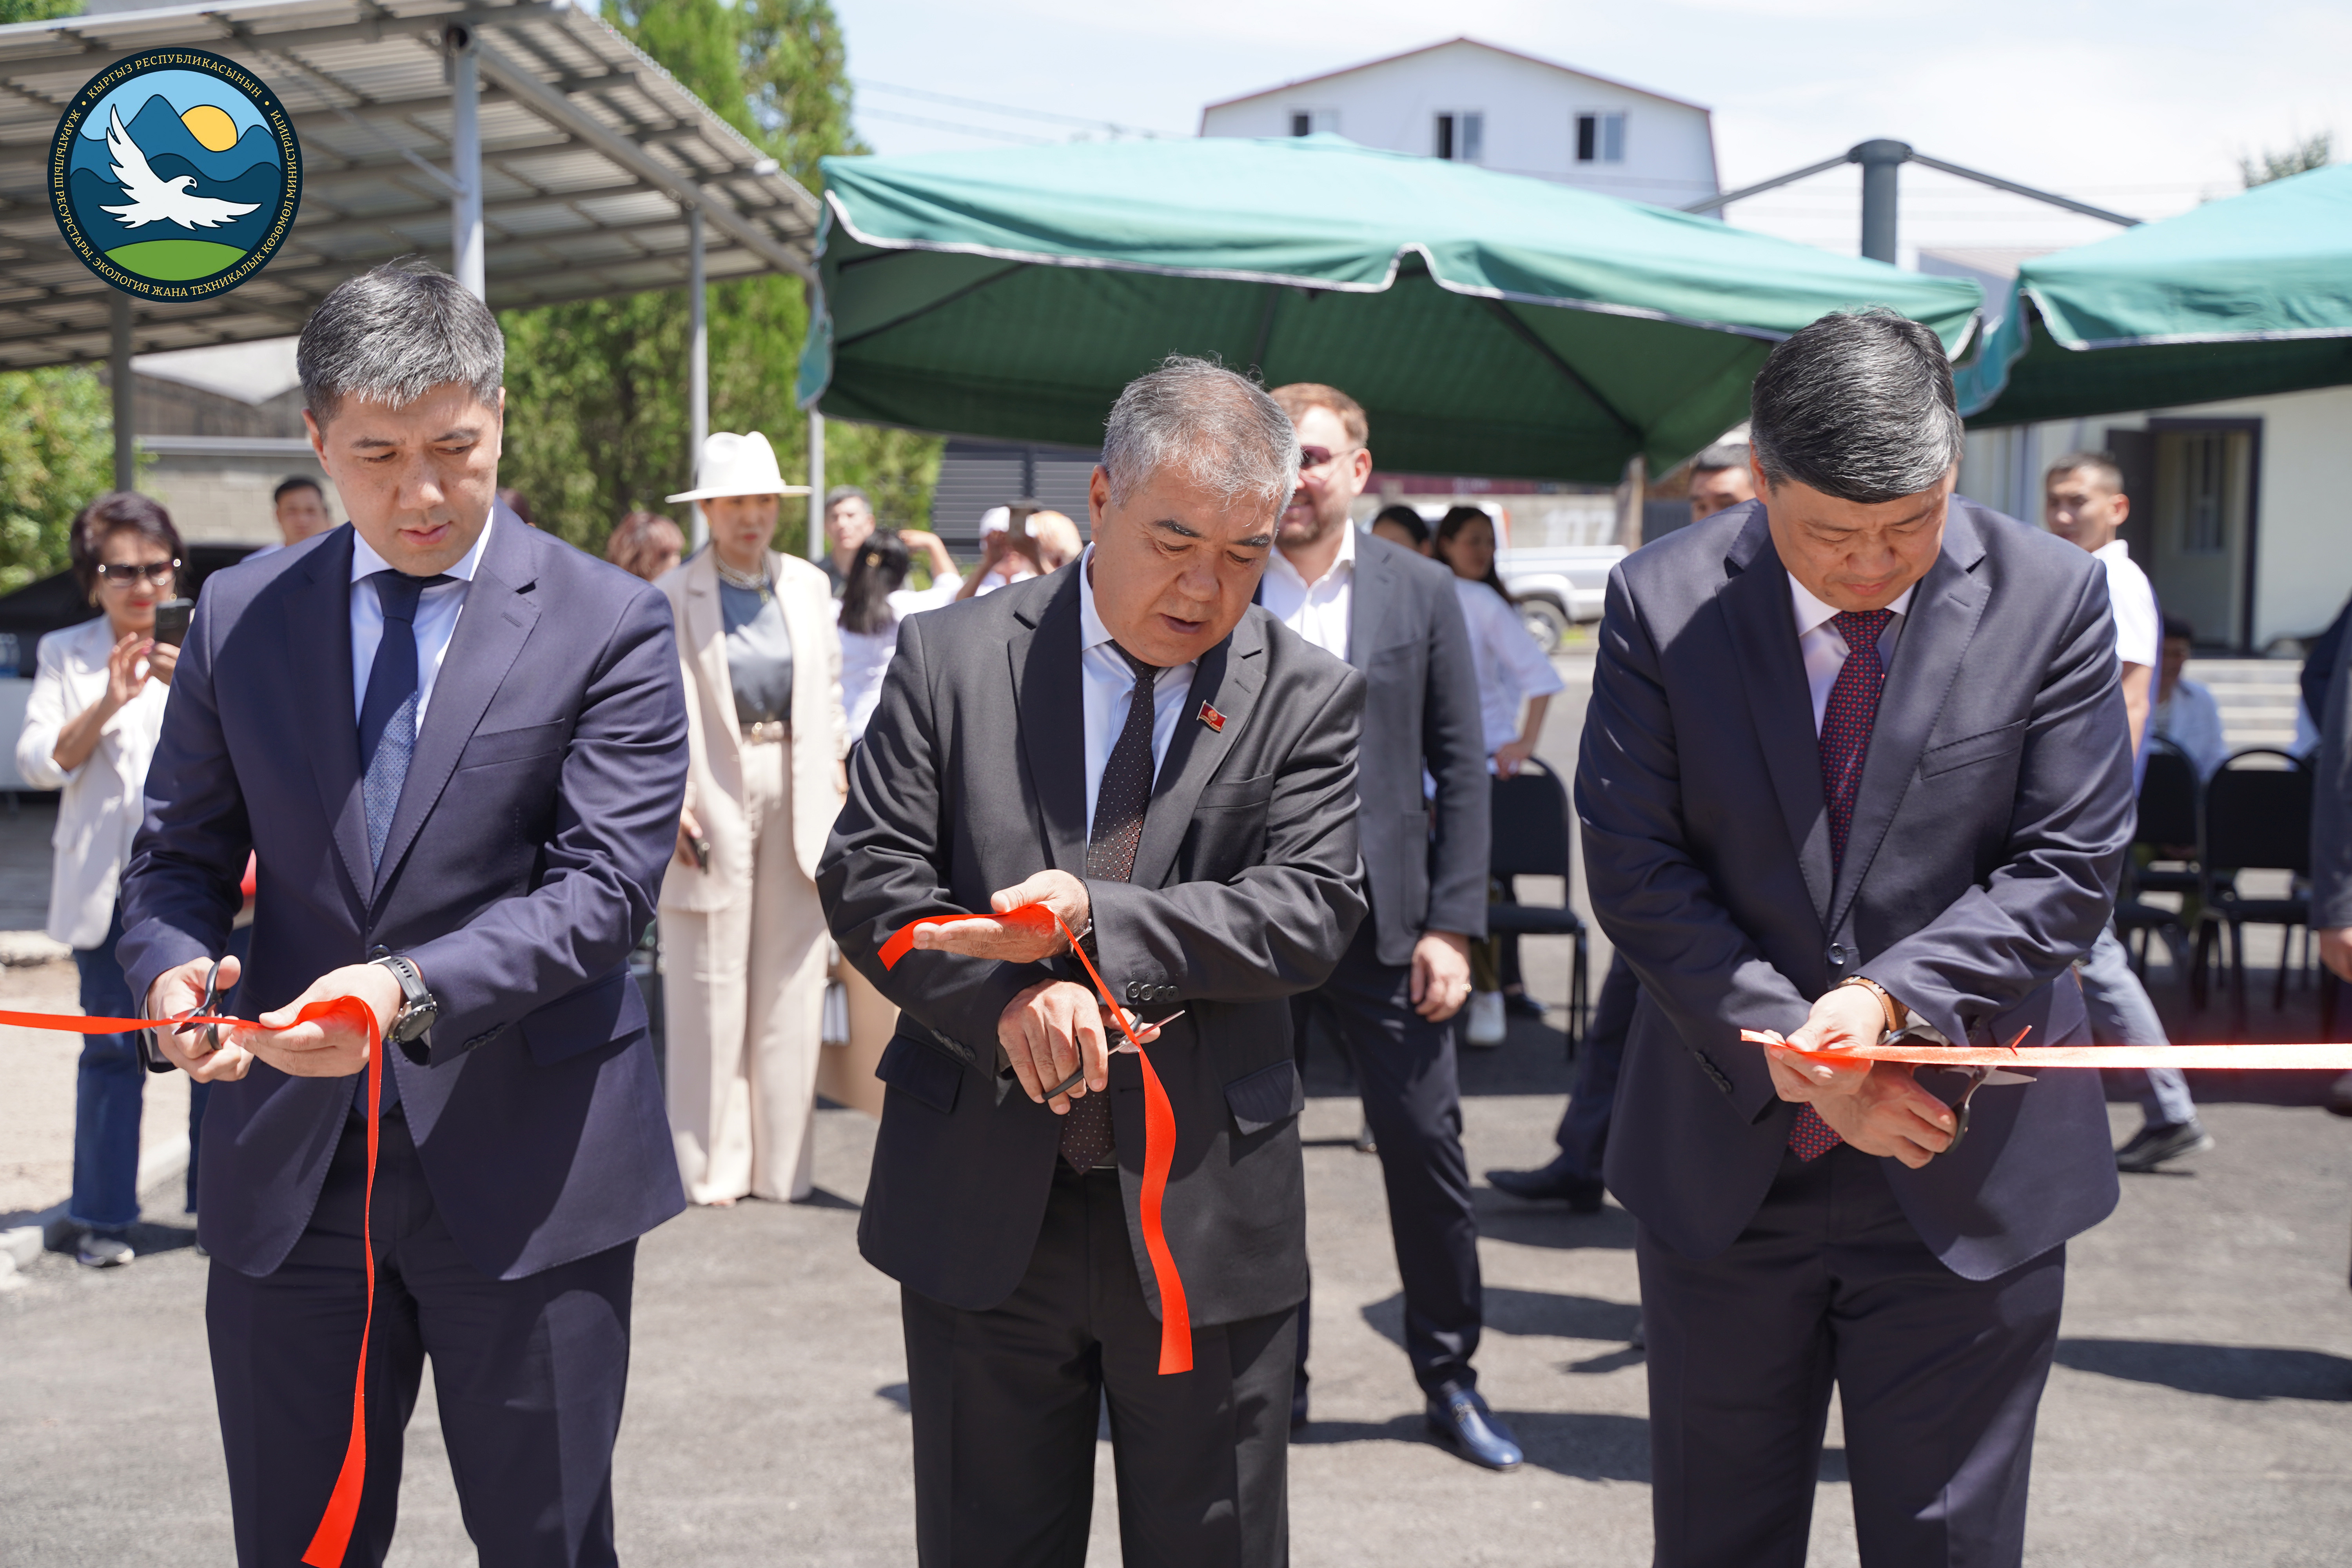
1838, 974, 1904, 1035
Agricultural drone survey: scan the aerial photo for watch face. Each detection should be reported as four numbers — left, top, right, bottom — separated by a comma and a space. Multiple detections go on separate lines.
396, 1000, 437, 1045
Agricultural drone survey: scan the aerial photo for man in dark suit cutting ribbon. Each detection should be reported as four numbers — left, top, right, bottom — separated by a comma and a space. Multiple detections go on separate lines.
1579, 311, 2134, 1566
119, 260, 689, 1567
820, 356, 1366, 1568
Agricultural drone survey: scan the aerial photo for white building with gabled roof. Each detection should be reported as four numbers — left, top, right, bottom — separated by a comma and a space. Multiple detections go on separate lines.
1199, 36, 1720, 212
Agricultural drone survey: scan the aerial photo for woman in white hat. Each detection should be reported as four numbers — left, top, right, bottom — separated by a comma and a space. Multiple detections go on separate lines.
654, 431, 847, 1205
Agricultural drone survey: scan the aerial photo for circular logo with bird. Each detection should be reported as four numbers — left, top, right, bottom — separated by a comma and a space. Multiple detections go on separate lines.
50, 49, 302, 300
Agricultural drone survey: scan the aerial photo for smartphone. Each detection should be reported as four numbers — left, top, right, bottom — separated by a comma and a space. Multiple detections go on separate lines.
151, 598, 195, 647
690, 836, 712, 873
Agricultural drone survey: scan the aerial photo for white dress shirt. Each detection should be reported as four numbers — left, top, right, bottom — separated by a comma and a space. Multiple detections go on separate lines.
1454, 577, 1565, 755
2155, 676, 2230, 780
349, 514, 495, 733
1261, 521, 1356, 662
1788, 572, 1915, 734
2092, 539, 2159, 669
1078, 546, 1197, 838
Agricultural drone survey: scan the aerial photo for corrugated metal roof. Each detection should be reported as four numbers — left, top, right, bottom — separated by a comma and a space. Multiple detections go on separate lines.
0, 0, 819, 369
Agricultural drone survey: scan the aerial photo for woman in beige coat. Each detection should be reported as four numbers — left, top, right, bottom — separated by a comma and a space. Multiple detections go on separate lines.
656, 432, 848, 1205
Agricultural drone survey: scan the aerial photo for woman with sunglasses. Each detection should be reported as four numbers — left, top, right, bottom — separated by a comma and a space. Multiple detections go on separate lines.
14, 492, 212, 1269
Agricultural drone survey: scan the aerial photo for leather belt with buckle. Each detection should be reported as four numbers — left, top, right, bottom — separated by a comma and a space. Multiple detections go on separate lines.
742, 719, 787, 745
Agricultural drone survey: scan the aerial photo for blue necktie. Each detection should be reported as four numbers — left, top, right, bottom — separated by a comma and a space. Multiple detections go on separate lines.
358, 570, 450, 870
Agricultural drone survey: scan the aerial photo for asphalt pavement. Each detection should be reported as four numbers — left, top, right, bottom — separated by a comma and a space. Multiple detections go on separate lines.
5, 644, 2351, 1566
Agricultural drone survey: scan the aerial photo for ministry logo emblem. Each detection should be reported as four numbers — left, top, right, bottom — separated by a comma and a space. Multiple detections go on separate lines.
50, 49, 302, 300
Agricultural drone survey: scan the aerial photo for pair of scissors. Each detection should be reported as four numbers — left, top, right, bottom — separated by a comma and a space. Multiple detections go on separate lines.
1909, 1024, 2034, 1156
172, 960, 224, 1060
1043, 1010, 1183, 1102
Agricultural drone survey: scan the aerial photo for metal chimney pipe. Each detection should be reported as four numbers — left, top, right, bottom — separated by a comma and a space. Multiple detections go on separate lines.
1851, 139, 1912, 264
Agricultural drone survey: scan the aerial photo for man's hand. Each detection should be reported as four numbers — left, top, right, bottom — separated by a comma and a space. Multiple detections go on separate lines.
1757, 985, 1953, 1169
1410, 931, 1472, 1022
238, 963, 404, 1079
2321, 927, 2352, 984
909, 870, 1089, 963
997, 981, 1167, 1113
145, 956, 253, 1083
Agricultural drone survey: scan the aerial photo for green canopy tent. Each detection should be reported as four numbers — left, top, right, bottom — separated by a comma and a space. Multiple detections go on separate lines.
1957, 165, 2352, 426
795, 135, 1982, 484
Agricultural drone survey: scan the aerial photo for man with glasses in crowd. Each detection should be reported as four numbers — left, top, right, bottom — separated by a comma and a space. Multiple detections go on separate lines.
1261, 382, 1518, 1469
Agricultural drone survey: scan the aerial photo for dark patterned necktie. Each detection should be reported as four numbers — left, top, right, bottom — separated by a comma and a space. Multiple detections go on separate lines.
1059, 646, 1159, 1171
1790, 607, 1895, 1163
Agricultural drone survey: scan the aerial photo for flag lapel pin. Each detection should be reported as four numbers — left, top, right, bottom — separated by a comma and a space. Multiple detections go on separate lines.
1198, 701, 1226, 733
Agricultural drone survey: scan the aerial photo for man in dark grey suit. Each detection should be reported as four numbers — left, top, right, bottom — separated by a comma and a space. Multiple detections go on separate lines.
1580, 311, 2134, 1566
1262, 383, 1513, 1468
820, 358, 1365, 1568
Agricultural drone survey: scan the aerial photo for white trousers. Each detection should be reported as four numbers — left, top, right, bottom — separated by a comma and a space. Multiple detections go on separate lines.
660, 739, 829, 1204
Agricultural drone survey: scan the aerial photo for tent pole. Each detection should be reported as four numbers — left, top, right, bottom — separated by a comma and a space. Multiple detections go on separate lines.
1613, 453, 1646, 551
688, 207, 708, 550
807, 410, 826, 561
110, 292, 134, 493
448, 27, 485, 299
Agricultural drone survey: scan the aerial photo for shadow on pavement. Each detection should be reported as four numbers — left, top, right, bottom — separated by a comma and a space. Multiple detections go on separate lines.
1474, 1193, 1635, 1252
2055, 1338, 2352, 1401
1359, 1285, 1641, 1348
1294, 1408, 1652, 1483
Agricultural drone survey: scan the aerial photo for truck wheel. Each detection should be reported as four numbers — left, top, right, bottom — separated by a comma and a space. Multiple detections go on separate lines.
1519, 598, 1569, 654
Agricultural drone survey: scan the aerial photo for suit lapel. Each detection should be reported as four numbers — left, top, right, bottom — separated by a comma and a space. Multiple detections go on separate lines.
371, 520, 541, 901
1013, 572, 1089, 875
682, 550, 740, 753
1130, 614, 1265, 890
1345, 538, 1385, 670
1828, 505, 1990, 932
288, 527, 373, 905
1718, 508, 1835, 931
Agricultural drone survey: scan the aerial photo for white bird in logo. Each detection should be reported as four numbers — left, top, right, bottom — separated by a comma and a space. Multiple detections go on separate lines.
98, 105, 261, 230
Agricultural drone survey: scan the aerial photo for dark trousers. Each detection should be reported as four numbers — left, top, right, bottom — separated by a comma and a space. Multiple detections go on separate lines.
1552, 953, 1637, 1180
901, 1165, 1294, 1568
1637, 1145, 2065, 1568
1289, 924, 1481, 1399
208, 1112, 637, 1568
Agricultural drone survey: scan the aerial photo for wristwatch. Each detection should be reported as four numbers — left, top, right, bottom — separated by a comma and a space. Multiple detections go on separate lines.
1837, 974, 1905, 1036
373, 954, 439, 1047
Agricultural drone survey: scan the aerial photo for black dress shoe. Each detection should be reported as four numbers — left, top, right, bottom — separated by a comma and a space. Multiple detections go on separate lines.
1485, 1153, 1605, 1212
1426, 1388, 1522, 1471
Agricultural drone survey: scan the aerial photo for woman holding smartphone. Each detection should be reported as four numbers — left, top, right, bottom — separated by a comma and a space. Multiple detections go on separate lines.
14, 493, 208, 1269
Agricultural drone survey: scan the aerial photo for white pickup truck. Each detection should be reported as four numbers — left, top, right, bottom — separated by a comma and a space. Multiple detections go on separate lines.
1496, 545, 1627, 653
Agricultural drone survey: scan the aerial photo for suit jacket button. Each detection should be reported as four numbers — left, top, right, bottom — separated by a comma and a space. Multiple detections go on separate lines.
1125, 981, 1139, 1001
1827, 943, 1849, 968
1157, 985, 1174, 1002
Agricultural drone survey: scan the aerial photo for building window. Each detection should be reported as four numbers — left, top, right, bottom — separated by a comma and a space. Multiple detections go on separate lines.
1576, 111, 1626, 163
1434, 112, 1483, 162
1290, 109, 1338, 137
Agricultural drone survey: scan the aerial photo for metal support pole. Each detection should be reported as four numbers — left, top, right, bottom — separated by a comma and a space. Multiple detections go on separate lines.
806, 409, 826, 562
1613, 452, 1646, 551
110, 292, 135, 493
687, 207, 708, 550
447, 27, 485, 299
1854, 139, 1908, 264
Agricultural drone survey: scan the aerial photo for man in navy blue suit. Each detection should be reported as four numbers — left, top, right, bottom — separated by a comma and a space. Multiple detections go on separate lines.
120, 260, 689, 1567
1579, 311, 2133, 1566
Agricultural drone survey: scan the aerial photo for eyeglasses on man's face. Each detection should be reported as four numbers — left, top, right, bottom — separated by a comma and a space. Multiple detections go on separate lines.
96, 559, 179, 587
1298, 444, 1361, 474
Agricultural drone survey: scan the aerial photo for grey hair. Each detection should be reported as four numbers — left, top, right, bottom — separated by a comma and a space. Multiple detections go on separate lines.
1689, 442, 1750, 476
824, 484, 871, 513
1748, 309, 1963, 504
298, 258, 503, 426
1101, 356, 1299, 518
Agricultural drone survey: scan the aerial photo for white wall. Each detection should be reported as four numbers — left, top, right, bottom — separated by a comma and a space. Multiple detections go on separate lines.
1962, 381, 2352, 649
1201, 40, 1717, 211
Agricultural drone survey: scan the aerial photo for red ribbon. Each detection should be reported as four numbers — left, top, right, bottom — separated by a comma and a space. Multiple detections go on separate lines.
0, 992, 385, 1567
1743, 1027, 2352, 1070
879, 904, 1194, 1375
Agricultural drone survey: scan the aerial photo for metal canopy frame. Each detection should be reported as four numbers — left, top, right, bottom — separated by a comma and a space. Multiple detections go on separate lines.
0, 0, 820, 373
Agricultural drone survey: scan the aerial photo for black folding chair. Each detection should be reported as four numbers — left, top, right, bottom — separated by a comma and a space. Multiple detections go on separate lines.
1485, 759, 1590, 1048
2190, 748, 2313, 1025
2115, 739, 2201, 974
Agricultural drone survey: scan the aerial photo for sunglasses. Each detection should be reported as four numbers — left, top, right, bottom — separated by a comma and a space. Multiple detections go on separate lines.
1299, 444, 1360, 473
95, 560, 179, 586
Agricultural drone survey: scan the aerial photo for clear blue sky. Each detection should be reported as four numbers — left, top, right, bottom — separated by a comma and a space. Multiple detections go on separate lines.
829, 0, 2352, 266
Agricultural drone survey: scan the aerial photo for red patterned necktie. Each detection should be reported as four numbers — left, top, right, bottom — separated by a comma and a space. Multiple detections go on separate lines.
1789, 607, 1895, 1163
1059, 646, 1160, 1171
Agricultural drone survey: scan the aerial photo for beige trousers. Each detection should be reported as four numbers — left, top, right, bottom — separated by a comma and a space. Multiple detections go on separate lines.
815, 958, 895, 1119
661, 738, 829, 1204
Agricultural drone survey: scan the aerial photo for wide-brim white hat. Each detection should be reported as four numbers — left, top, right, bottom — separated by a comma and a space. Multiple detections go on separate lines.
666, 430, 812, 504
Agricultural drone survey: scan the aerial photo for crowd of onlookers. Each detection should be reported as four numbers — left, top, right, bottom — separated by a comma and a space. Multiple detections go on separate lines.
21, 425, 2351, 1271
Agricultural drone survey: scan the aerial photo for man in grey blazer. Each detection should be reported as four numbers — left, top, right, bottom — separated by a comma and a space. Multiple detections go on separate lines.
821, 358, 1366, 1567
1580, 311, 2134, 1566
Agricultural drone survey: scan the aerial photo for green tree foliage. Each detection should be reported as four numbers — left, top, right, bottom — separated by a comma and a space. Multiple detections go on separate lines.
0, 0, 81, 22
2240, 132, 2332, 188
497, 0, 939, 557
0, 367, 116, 592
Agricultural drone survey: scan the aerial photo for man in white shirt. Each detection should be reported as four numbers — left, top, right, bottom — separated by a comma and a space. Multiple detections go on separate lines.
1262, 383, 1518, 1470
2046, 453, 2211, 1170
2154, 615, 2230, 780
